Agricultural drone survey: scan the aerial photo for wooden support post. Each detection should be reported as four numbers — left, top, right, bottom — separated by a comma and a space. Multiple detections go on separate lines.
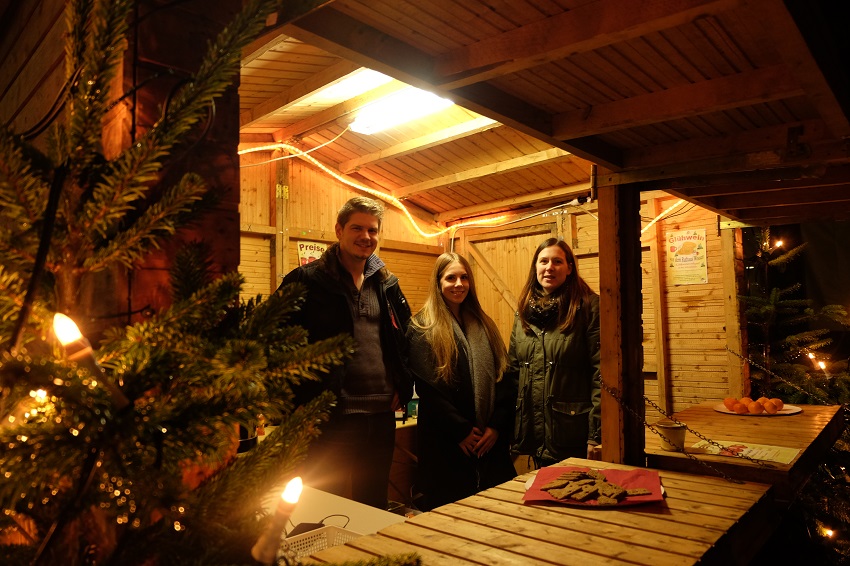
721, 225, 746, 397
598, 185, 644, 466
274, 160, 289, 286
649, 198, 671, 413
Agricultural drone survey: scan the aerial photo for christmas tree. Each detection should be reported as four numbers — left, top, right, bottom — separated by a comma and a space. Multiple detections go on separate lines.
740, 227, 850, 564
0, 1, 418, 564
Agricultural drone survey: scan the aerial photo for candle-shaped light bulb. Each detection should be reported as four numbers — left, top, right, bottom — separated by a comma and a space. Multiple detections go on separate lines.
807, 353, 815, 359
53, 313, 83, 344
775, 240, 783, 248
282, 476, 303, 504
251, 477, 303, 564
819, 361, 826, 369
53, 313, 129, 411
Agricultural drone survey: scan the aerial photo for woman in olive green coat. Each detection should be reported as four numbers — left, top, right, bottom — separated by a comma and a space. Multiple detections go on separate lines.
508, 238, 601, 468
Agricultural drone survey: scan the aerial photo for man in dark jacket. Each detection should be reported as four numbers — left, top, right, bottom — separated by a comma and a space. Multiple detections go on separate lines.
278, 196, 412, 509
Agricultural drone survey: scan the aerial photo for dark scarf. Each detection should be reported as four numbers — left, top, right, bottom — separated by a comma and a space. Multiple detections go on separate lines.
525, 288, 560, 329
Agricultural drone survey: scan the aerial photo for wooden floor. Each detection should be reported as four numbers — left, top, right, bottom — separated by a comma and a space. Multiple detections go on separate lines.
303, 458, 773, 565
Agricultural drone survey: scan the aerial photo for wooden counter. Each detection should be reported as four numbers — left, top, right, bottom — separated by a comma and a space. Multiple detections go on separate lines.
645, 401, 845, 502
302, 458, 773, 565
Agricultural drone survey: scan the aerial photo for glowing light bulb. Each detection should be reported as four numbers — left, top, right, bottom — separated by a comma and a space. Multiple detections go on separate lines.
53, 313, 83, 345
282, 476, 303, 504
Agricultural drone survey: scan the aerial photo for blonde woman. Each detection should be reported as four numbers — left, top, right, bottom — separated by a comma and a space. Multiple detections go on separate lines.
407, 253, 516, 510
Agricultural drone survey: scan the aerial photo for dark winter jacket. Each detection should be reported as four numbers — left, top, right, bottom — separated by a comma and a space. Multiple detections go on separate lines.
407, 321, 516, 510
278, 243, 413, 412
507, 294, 601, 465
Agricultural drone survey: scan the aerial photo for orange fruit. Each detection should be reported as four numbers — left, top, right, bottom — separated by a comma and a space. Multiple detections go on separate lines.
740, 397, 753, 406
770, 398, 784, 411
763, 400, 778, 414
748, 401, 765, 414
756, 397, 770, 405
732, 402, 748, 414
723, 397, 738, 411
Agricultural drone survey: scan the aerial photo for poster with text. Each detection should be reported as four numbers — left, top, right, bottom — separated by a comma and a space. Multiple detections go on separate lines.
297, 240, 327, 265
666, 229, 707, 285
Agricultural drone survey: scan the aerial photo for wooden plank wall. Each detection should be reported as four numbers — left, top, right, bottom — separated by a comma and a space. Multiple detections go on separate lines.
238, 156, 444, 311
452, 191, 740, 412
238, 151, 742, 411
0, 0, 65, 138
240, 235, 272, 301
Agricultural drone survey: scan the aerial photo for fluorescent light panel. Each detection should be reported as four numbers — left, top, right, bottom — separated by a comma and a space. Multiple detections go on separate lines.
350, 87, 454, 135
316, 69, 393, 101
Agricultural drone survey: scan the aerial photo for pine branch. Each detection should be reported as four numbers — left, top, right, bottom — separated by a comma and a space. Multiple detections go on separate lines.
62, 0, 133, 177
82, 0, 282, 241
239, 282, 307, 339
83, 172, 207, 271
0, 128, 49, 225
767, 242, 808, 268
170, 241, 214, 303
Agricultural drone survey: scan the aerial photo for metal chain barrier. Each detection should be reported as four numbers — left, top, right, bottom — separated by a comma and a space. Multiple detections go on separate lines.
725, 346, 834, 406
598, 379, 773, 484
642, 393, 775, 470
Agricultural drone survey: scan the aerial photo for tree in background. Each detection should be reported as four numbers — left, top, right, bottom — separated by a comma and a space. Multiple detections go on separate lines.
0, 1, 417, 564
741, 226, 850, 564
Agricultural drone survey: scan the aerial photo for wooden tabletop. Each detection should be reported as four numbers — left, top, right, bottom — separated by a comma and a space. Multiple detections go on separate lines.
645, 401, 844, 501
302, 458, 773, 565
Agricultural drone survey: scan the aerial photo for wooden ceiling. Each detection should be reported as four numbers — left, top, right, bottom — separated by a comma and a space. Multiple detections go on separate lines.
239, 0, 850, 226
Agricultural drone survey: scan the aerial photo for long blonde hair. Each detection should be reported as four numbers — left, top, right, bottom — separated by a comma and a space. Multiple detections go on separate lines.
411, 253, 508, 384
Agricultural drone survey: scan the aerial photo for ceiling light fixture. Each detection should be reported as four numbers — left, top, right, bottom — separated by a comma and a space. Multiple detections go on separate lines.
316, 69, 393, 101
350, 87, 454, 135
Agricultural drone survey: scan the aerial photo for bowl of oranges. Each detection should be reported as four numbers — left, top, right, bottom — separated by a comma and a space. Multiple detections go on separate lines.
715, 396, 801, 416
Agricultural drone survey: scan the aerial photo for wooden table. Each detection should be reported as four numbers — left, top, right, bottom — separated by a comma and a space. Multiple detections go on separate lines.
645, 401, 845, 502
302, 458, 773, 565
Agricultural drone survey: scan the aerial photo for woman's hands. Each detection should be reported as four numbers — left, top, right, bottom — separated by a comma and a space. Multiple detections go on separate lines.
459, 427, 500, 457
459, 428, 481, 456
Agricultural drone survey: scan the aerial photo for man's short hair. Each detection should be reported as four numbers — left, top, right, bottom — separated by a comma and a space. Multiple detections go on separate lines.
337, 196, 385, 228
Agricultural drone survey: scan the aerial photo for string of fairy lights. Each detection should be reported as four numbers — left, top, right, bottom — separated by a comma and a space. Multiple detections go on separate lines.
237, 139, 686, 241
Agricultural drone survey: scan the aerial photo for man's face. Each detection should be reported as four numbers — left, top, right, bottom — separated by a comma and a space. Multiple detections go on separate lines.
336, 211, 380, 262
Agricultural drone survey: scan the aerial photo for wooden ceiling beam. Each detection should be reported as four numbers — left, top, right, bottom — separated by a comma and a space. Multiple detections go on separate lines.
731, 201, 850, 223
285, 5, 625, 170
449, 82, 624, 169
745, 0, 850, 138
436, 182, 593, 223
270, 81, 407, 141
338, 116, 498, 174
607, 136, 850, 186
395, 148, 572, 199
241, 0, 335, 64
625, 120, 829, 170
283, 7, 436, 88
711, 186, 850, 209
240, 60, 361, 128
435, 0, 740, 88
552, 65, 803, 139
665, 164, 850, 196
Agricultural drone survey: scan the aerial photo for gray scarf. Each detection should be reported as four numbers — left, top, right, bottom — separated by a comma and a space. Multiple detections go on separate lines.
452, 314, 496, 429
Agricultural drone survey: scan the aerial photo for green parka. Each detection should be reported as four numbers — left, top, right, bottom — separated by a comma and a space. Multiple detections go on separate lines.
508, 294, 601, 465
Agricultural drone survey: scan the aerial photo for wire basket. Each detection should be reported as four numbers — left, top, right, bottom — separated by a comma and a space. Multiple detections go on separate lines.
282, 526, 362, 558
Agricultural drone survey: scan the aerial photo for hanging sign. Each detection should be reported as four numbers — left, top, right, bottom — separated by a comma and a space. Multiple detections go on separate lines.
296, 240, 327, 265
666, 229, 707, 285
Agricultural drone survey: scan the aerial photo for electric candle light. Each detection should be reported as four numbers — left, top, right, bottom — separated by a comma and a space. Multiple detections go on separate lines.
53, 313, 130, 411
251, 476, 303, 564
